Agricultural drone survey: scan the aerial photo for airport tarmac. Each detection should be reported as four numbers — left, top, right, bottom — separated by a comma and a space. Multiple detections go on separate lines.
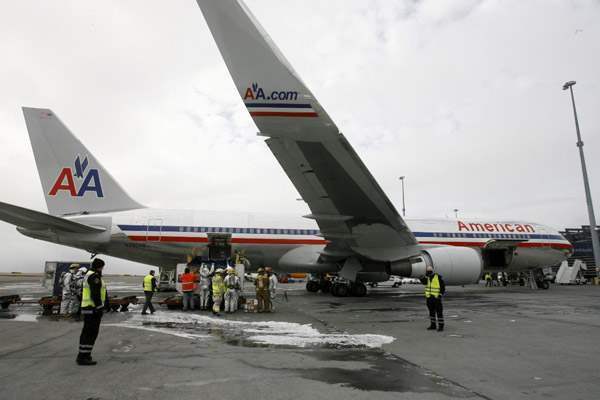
0, 275, 598, 400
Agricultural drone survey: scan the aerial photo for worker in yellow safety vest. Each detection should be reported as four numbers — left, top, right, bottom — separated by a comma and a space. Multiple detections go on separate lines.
211, 269, 226, 316
421, 266, 445, 332
77, 258, 108, 365
141, 270, 157, 315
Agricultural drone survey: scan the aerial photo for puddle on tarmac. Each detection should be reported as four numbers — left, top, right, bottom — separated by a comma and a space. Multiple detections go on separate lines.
297, 349, 477, 396
130, 318, 475, 396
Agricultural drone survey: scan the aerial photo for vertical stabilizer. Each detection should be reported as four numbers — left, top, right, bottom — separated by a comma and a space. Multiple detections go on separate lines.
22, 107, 144, 215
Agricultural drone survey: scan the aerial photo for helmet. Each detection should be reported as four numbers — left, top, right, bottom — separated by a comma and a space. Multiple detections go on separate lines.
69, 263, 79, 270
257, 268, 265, 273
216, 268, 224, 274
265, 267, 273, 273
79, 267, 88, 273
228, 269, 236, 275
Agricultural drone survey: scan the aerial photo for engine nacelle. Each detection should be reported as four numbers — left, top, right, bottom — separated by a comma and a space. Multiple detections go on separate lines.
388, 246, 482, 285
419, 246, 482, 285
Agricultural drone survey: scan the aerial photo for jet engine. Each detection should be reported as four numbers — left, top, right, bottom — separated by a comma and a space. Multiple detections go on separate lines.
389, 246, 482, 285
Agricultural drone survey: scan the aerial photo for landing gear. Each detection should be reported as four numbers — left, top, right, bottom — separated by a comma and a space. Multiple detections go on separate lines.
350, 282, 367, 297
306, 280, 320, 293
331, 282, 350, 297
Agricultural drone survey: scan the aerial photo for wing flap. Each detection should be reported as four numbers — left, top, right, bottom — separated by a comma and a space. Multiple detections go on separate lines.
0, 201, 105, 234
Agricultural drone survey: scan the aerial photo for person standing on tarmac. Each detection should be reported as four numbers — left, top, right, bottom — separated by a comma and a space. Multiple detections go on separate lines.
72, 267, 87, 317
421, 266, 445, 332
198, 263, 214, 310
223, 269, 240, 313
141, 270, 157, 315
211, 269, 226, 316
266, 267, 277, 312
254, 268, 270, 313
485, 273, 492, 287
60, 264, 79, 315
77, 258, 109, 366
180, 267, 198, 311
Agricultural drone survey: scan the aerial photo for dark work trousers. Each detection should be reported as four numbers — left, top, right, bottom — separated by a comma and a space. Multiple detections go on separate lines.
79, 311, 102, 358
426, 296, 444, 327
142, 291, 155, 313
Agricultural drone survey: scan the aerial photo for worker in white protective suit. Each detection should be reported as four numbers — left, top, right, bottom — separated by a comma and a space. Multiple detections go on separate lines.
198, 263, 214, 310
60, 264, 79, 315
266, 267, 278, 312
223, 269, 241, 313
72, 267, 88, 316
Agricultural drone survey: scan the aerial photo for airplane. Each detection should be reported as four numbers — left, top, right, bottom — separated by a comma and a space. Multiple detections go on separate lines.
0, 0, 572, 297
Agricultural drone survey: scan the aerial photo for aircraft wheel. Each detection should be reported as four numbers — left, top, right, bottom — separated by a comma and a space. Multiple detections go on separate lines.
352, 282, 367, 297
306, 281, 320, 293
393, 282, 401, 288
540, 281, 550, 290
335, 283, 350, 297
330, 283, 339, 296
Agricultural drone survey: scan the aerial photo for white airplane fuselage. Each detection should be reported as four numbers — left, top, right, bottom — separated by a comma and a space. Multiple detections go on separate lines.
18, 208, 572, 277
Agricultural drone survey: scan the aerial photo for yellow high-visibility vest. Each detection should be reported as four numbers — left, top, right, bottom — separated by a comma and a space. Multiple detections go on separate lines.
81, 270, 106, 307
212, 276, 226, 296
144, 274, 155, 292
425, 275, 441, 298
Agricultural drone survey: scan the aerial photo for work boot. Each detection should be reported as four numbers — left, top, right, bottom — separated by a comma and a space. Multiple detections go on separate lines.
437, 326, 444, 332
427, 324, 437, 330
76, 354, 97, 366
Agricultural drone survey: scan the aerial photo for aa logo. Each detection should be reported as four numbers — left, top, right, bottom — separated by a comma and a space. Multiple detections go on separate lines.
49, 155, 104, 197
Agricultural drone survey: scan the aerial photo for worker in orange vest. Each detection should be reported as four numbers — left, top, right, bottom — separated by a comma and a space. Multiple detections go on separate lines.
179, 267, 198, 311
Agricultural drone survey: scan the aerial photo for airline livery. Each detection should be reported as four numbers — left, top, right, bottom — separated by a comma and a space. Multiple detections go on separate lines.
0, 0, 572, 296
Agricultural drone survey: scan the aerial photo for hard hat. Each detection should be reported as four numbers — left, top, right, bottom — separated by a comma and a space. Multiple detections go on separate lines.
69, 263, 79, 269
257, 268, 265, 273
228, 269, 235, 274
265, 267, 273, 273
79, 267, 88, 273
216, 268, 224, 274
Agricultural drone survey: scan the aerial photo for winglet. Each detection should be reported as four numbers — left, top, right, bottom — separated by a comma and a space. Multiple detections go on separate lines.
196, 0, 338, 139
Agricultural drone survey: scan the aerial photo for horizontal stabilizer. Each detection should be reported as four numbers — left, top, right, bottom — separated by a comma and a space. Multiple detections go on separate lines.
0, 201, 105, 233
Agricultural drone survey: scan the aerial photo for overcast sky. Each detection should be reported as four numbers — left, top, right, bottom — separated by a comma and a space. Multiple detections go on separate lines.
0, 0, 599, 275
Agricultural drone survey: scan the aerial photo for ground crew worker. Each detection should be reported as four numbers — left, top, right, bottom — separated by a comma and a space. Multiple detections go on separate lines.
266, 267, 277, 312
72, 267, 87, 317
179, 267, 198, 311
77, 258, 108, 366
211, 269, 226, 316
223, 269, 240, 313
485, 273, 492, 287
421, 266, 445, 332
141, 270, 157, 315
199, 263, 214, 310
60, 264, 79, 315
254, 268, 270, 312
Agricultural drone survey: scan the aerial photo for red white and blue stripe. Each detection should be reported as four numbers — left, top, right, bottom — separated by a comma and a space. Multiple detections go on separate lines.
245, 103, 318, 118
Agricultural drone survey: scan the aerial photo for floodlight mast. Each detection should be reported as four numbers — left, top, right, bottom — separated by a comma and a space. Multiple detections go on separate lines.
563, 81, 600, 279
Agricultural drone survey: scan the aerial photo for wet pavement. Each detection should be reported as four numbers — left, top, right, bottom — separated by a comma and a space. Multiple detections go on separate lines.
0, 275, 598, 399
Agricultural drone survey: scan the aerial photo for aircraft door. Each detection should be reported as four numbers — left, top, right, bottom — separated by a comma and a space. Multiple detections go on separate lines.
539, 229, 549, 248
207, 234, 232, 262
147, 218, 162, 242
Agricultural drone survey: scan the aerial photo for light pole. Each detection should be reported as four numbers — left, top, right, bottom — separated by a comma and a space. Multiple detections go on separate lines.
563, 80, 600, 279
399, 176, 406, 217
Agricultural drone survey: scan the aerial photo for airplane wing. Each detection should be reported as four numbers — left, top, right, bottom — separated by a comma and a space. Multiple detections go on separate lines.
0, 201, 105, 233
197, 0, 419, 262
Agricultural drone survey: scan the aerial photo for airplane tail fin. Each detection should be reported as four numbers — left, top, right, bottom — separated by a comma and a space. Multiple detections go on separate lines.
22, 107, 144, 216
